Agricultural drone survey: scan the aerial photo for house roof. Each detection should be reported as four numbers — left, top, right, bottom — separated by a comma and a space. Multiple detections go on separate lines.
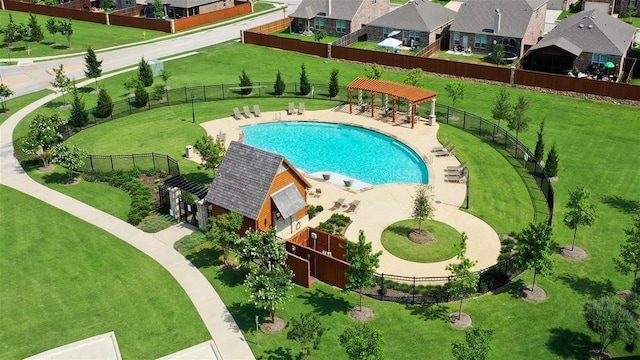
348, 78, 437, 104
271, 184, 306, 219
450, 0, 547, 39
289, 0, 365, 20
366, 0, 456, 33
527, 9, 636, 57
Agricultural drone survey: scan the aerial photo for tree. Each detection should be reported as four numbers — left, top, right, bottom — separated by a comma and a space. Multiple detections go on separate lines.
344, 230, 382, 311
365, 63, 382, 80
299, 63, 311, 96
94, 87, 113, 118
489, 43, 505, 65
328, 68, 339, 98
507, 95, 531, 145
15, 23, 31, 52
138, 57, 154, 87
314, 29, 327, 42
207, 211, 243, 265
445, 82, 465, 108
615, 217, 640, 291
563, 186, 596, 251
446, 233, 479, 320
51, 143, 87, 182
84, 47, 103, 90
45, 17, 59, 44
403, 68, 424, 87
57, 19, 73, 48
534, 120, 545, 162
238, 69, 253, 96
152, 0, 165, 19
50, 64, 72, 105
451, 326, 494, 360
238, 228, 288, 267
491, 87, 511, 133
123, 77, 138, 96
545, 143, 559, 177
193, 135, 226, 174
516, 222, 554, 291
22, 113, 68, 168
102, 0, 114, 10
412, 184, 434, 233
68, 86, 89, 127
3, 14, 19, 50
584, 296, 639, 354
339, 323, 383, 360
134, 80, 149, 107
160, 69, 170, 87
0, 83, 14, 113
286, 312, 326, 360
28, 13, 44, 43
273, 70, 286, 96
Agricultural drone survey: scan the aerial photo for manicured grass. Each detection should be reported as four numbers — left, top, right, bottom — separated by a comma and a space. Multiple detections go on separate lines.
0, 185, 209, 359
274, 29, 340, 44
0, 10, 165, 58
0, 89, 52, 125
350, 40, 421, 56
430, 50, 513, 67
381, 219, 461, 263
138, 214, 177, 233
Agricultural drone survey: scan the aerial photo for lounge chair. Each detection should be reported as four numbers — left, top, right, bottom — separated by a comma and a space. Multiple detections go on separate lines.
313, 188, 323, 197
298, 102, 305, 115
287, 102, 295, 115
216, 131, 226, 143
446, 161, 466, 172
431, 141, 451, 152
445, 171, 467, 183
434, 145, 455, 157
232, 107, 242, 120
345, 200, 360, 213
253, 104, 261, 117
330, 198, 346, 211
243, 105, 252, 118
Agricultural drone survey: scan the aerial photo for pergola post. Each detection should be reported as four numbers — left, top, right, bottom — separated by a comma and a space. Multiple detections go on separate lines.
358, 90, 363, 106
411, 103, 415, 129
349, 89, 353, 114
392, 97, 397, 123
371, 92, 375, 118
429, 98, 437, 125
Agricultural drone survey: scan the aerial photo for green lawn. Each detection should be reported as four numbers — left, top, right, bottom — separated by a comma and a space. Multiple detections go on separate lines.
431, 50, 513, 67
0, 89, 52, 125
274, 29, 340, 44
0, 185, 209, 359
381, 219, 461, 263
350, 40, 421, 56
0, 10, 165, 58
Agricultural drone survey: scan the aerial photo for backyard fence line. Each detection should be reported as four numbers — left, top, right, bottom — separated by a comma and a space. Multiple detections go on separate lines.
80, 153, 180, 176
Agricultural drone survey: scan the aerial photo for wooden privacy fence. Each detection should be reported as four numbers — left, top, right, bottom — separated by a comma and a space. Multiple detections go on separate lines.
243, 31, 329, 58
245, 17, 292, 34
173, 2, 252, 32
4, 0, 107, 24
286, 253, 311, 288
109, 13, 173, 32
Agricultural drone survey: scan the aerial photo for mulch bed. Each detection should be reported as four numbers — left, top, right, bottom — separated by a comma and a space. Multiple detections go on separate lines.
37, 165, 55, 173
588, 350, 612, 360
521, 284, 547, 302
408, 230, 434, 244
260, 316, 286, 333
349, 306, 374, 322
449, 312, 472, 328
559, 246, 588, 261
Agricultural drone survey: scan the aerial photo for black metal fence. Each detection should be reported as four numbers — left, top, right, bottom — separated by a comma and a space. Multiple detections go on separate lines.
80, 153, 180, 176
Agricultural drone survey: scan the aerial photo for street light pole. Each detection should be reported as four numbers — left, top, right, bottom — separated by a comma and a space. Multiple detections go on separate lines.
191, 92, 195, 123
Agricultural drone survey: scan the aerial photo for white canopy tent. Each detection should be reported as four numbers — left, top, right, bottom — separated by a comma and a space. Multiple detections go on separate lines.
377, 37, 402, 49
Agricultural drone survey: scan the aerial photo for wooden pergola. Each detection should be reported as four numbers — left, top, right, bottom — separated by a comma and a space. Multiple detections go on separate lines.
347, 78, 438, 129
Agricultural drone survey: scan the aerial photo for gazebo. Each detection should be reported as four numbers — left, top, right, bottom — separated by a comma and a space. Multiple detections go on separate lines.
347, 78, 437, 129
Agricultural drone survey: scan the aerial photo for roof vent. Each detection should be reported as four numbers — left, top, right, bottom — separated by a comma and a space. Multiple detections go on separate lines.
588, 24, 593, 29
578, 23, 584, 28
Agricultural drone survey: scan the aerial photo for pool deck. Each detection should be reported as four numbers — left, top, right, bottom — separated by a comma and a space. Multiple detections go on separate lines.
200, 107, 501, 278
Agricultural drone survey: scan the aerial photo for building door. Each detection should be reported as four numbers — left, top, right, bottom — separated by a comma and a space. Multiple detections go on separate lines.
462, 36, 469, 50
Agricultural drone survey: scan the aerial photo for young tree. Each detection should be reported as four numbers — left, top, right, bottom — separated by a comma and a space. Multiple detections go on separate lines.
3, 14, 19, 50
508, 95, 531, 145
94, 87, 113, 118
138, 57, 154, 87
57, 19, 73, 48
516, 222, 554, 291
84, 47, 103, 90
160, 69, 171, 88
584, 296, 639, 354
22, 113, 68, 168
15, 23, 31, 52
299, 63, 311, 96
339, 323, 384, 360
489, 43, 505, 65
545, 143, 559, 177
444, 82, 465, 109
365, 63, 383, 80
451, 326, 494, 360
50, 64, 72, 105
446, 233, 479, 320
45, 17, 59, 44
123, 77, 138, 96
328, 68, 339, 98
51, 143, 88, 182
207, 211, 243, 265
0, 83, 14, 113
152, 0, 165, 18
615, 217, 640, 291
286, 312, 326, 360
28, 14, 44, 43
344, 230, 382, 311
238, 228, 288, 267
412, 184, 434, 233
68, 86, 89, 127
563, 186, 596, 252
491, 87, 511, 133
134, 80, 149, 107
534, 120, 545, 162
193, 135, 226, 174
314, 29, 327, 42
273, 70, 286, 96
238, 69, 253, 96
403, 68, 424, 87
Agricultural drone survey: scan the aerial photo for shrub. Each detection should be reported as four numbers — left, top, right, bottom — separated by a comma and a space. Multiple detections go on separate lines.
134, 81, 149, 107
299, 63, 311, 96
545, 143, 559, 177
94, 88, 113, 118
239, 69, 253, 96
151, 84, 166, 102
138, 57, 154, 87
308, 205, 317, 219
273, 70, 286, 96
328, 68, 339, 98
315, 205, 324, 212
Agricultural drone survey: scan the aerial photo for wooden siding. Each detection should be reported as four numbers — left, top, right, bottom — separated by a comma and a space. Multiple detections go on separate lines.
173, 2, 251, 32
286, 252, 311, 288
256, 166, 308, 231
212, 204, 257, 235
286, 239, 350, 289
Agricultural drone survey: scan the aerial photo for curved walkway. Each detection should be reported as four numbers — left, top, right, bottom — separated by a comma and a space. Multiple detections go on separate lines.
201, 108, 501, 277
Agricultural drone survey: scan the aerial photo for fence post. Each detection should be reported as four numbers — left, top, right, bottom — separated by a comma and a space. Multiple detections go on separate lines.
110, 155, 114, 171
463, 112, 467, 129
222, 84, 225, 100
128, 99, 132, 114
380, 273, 384, 301
446, 106, 450, 124
167, 155, 170, 174
478, 118, 482, 136
132, 154, 136, 169
203, 85, 207, 102
504, 132, 508, 149
412, 277, 416, 304
184, 87, 188, 104
166, 89, 170, 106
152, 153, 157, 170
89, 154, 94, 171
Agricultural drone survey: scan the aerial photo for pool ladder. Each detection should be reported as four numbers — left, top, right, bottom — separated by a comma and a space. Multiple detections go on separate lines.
423, 153, 433, 164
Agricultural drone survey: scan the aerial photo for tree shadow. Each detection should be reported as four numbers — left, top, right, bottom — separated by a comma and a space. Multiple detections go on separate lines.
45, 100, 66, 109
505, 278, 526, 299
42, 171, 69, 184
386, 223, 412, 237
77, 86, 95, 94
182, 171, 212, 186
227, 301, 265, 333
186, 245, 222, 268
546, 327, 596, 360
602, 195, 640, 215
51, 44, 69, 50
404, 303, 449, 322
215, 265, 248, 288
297, 287, 351, 316
557, 273, 616, 298
261, 346, 295, 360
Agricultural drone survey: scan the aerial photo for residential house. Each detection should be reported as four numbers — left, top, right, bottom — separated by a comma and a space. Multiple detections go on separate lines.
144, 0, 234, 19
582, 0, 637, 15
204, 141, 312, 237
288, 0, 390, 37
365, 0, 456, 48
449, 0, 548, 56
522, 9, 636, 76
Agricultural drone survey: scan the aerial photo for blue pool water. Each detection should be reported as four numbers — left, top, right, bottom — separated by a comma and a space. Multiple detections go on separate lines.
241, 122, 429, 185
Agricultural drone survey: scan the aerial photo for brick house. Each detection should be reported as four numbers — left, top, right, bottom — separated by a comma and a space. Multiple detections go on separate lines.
365, 0, 456, 48
145, 0, 235, 19
522, 9, 636, 76
582, 0, 637, 15
449, 0, 548, 57
288, 0, 390, 37
204, 141, 312, 237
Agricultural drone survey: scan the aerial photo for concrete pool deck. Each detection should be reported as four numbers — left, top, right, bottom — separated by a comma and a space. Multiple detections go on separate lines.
200, 107, 501, 277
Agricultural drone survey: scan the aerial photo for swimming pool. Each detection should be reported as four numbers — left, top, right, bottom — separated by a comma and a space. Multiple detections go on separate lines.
241, 122, 429, 186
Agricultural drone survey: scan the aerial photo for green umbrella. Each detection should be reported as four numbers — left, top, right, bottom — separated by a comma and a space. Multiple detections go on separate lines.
604, 61, 616, 69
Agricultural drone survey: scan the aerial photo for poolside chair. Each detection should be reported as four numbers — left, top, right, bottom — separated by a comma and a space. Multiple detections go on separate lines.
253, 104, 261, 117
287, 102, 295, 115
313, 188, 323, 197
298, 102, 305, 115
216, 131, 226, 143
434, 145, 455, 157
446, 161, 466, 172
445, 170, 467, 183
330, 198, 346, 211
431, 141, 451, 152
345, 200, 360, 213
232, 107, 242, 120
243, 105, 252, 118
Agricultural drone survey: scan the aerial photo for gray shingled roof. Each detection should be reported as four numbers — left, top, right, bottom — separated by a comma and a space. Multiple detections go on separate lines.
528, 9, 636, 56
289, 0, 365, 20
271, 184, 306, 219
450, 0, 547, 39
204, 141, 283, 220
367, 0, 456, 32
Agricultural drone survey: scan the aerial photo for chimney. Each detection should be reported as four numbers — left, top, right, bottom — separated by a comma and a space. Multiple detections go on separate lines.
326, 0, 332, 16
494, 9, 501, 34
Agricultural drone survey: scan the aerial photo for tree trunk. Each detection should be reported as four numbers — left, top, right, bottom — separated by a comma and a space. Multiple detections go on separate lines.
359, 288, 363, 311
458, 298, 463, 320
633, 269, 638, 292
531, 270, 538, 291
270, 307, 275, 323
571, 228, 578, 251
418, 219, 422, 232
223, 244, 229, 265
